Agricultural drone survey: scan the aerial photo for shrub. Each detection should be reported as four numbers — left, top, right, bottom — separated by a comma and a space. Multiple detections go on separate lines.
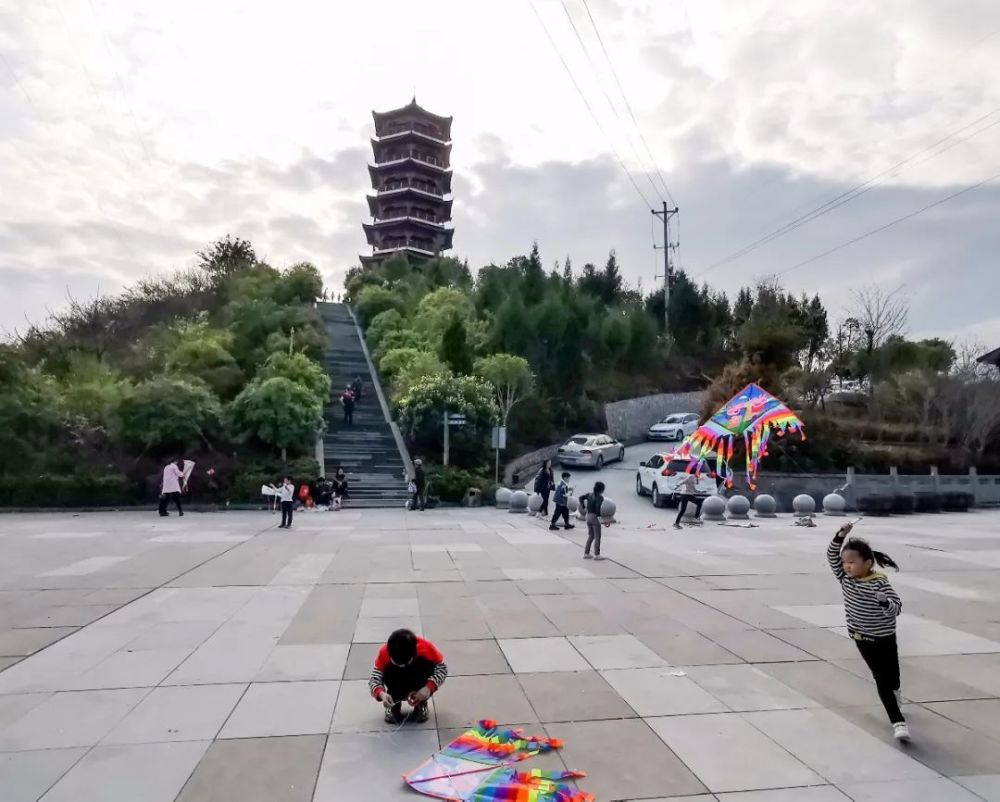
424, 465, 495, 503
114, 376, 221, 452
0, 473, 139, 507
227, 377, 325, 455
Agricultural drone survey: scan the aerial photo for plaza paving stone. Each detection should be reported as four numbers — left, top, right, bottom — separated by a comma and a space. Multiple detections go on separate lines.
0, 504, 997, 800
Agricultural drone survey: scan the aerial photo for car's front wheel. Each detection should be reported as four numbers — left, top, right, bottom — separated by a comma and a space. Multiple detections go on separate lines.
652, 485, 664, 508
636, 475, 645, 496
618, 448, 625, 462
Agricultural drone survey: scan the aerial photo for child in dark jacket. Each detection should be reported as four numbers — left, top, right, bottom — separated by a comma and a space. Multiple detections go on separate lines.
828, 521, 908, 741
369, 628, 448, 724
578, 482, 606, 560
549, 472, 575, 531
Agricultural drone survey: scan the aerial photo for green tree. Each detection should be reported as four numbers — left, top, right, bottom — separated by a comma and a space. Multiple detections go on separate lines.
474, 353, 534, 426
380, 348, 450, 396
227, 377, 324, 461
0, 347, 62, 472
115, 376, 221, 453
439, 315, 474, 374
275, 262, 323, 305
166, 334, 245, 400
355, 285, 407, 326
198, 236, 256, 279
414, 287, 476, 345
366, 309, 405, 353
257, 351, 331, 401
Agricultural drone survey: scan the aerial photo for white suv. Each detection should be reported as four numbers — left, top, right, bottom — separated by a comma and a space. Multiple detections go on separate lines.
647, 413, 700, 442
635, 453, 720, 508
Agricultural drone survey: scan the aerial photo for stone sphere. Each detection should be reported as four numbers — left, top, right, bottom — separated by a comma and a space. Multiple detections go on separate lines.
528, 493, 543, 513
701, 495, 727, 521
754, 494, 777, 517
823, 493, 847, 516
726, 495, 751, 519
793, 494, 817, 516
494, 487, 512, 509
509, 490, 529, 513
600, 498, 617, 520
566, 496, 579, 513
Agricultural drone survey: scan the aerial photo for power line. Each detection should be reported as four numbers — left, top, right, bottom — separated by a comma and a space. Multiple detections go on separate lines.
526, 0, 654, 210
557, 0, 665, 204
700, 105, 1000, 276
581, 0, 677, 206
775, 167, 1000, 277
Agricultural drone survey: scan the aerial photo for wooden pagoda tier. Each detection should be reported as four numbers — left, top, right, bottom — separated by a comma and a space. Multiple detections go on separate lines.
362, 99, 454, 267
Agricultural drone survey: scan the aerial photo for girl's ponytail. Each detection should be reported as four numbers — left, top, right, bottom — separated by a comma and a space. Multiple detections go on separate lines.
872, 550, 899, 571
844, 538, 900, 572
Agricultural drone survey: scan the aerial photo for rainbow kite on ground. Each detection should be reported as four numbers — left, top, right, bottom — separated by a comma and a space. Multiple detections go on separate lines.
676, 383, 804, 490
404, 720, 593, 801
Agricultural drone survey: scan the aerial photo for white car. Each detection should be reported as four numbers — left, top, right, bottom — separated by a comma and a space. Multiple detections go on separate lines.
635, 452, 720, 508
647, 412, 700, 442
557, 433, 626, 469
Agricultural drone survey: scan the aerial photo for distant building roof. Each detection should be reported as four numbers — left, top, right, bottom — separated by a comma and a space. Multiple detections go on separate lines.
977, 346, 1000, 366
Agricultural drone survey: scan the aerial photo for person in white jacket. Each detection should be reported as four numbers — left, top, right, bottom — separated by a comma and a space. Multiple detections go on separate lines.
158, 459, 187, 517
277, 477, 296, 529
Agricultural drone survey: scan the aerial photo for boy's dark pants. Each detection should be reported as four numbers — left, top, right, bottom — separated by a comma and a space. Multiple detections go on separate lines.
551, 505, 570, 527
674, 493, 703, 526
158, 492, 183, 516
280, 500, 293, 527
383, 661, 434, 710
854, 633, 904, 723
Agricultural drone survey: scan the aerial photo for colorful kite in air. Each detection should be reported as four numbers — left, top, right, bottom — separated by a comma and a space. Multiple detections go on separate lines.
404, 720, 593, 801
677, 382, 804, 490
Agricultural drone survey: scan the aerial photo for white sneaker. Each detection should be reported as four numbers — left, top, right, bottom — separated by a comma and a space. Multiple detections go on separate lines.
594, 555, 606, 561
583, 553, 593, 559
893, 722, 911, 742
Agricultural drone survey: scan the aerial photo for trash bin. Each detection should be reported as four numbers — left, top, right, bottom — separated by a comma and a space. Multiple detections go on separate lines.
465, 488, 482, 507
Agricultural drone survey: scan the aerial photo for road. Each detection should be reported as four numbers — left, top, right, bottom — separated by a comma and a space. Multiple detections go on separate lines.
550, 442, 689, 526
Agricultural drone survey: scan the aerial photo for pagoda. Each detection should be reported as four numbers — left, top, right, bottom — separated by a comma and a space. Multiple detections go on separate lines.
361, 99, 455, 267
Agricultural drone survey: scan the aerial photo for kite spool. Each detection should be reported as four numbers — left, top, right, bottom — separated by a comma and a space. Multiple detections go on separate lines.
726, 495, 751, 520
754, 494, 777, 517
509, 490, 529, 513
702, 495, 726, 521
793, 494, 816, 516
528, 493, 544, 515
495, 487, 512, 509
823, 493, 846, 516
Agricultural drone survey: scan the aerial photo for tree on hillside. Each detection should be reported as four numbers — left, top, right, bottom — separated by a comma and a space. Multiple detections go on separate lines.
562, 256, 572, 283
198, 236, 256, 278
355, 285, 407, 326
227, 377, 324, 462
439, 315, 475, 374
257, 351, 332, 401
474, 354, 534, 427
115, 376, 221, 453
850, 284, 908, 354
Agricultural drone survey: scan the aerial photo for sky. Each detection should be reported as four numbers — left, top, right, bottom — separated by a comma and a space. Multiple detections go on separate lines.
1, 0, 998, 347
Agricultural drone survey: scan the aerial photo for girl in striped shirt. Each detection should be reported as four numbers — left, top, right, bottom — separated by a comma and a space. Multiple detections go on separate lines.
828, 522, 910, 742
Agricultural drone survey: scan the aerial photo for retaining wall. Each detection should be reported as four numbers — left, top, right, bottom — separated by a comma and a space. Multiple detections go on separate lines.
604, 391, 705, 445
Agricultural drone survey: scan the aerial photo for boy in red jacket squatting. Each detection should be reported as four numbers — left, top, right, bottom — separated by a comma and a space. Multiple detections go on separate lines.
370, 628, 448, 724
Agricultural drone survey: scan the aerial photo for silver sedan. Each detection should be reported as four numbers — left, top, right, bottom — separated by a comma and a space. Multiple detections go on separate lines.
556, 434, 626, 470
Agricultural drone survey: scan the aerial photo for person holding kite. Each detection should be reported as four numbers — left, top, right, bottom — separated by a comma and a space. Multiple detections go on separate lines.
369, 628, 447, 724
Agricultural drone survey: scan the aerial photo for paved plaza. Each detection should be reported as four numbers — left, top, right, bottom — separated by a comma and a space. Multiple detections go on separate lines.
1, 498, 1000, 801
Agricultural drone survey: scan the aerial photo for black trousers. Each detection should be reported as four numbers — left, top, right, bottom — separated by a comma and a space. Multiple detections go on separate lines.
551, 505, 570, 527
675, 494, 704, 526
854, 633, 904, 723
411, 487, 425, 511
539, 488, 551, 515
158, 492, 183, 516
280, 500, 294, 527
343, 407, 353, 424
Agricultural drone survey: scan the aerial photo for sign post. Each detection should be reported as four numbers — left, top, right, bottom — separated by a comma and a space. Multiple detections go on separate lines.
491, 425, 507, 484
443, 412, 467, 466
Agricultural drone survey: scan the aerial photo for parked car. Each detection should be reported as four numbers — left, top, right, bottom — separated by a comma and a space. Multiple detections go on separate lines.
646, 412, 700, 442
635, 452, 723, 508
557, 433, 626, 469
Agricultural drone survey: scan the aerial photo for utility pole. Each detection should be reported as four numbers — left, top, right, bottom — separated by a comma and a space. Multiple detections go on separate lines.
652, 202, 679, 339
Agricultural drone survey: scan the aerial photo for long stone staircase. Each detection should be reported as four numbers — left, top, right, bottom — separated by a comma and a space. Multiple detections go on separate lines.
318, 302, 411, 508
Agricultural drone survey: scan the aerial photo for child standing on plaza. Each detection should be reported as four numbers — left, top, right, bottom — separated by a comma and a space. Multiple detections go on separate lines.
549, 471, 575, 531
277, 477, 295, 529
578, 481, 606, 560
827, 521, 909, 741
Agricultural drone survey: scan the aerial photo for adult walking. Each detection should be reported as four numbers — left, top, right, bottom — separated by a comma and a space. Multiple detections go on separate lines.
533, 460, 555, 516
673, 472, 705, 529
351, 375, 364, 402
410, 459, 426, 511
158, 458, 187, 517
341, 386, 355, 425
